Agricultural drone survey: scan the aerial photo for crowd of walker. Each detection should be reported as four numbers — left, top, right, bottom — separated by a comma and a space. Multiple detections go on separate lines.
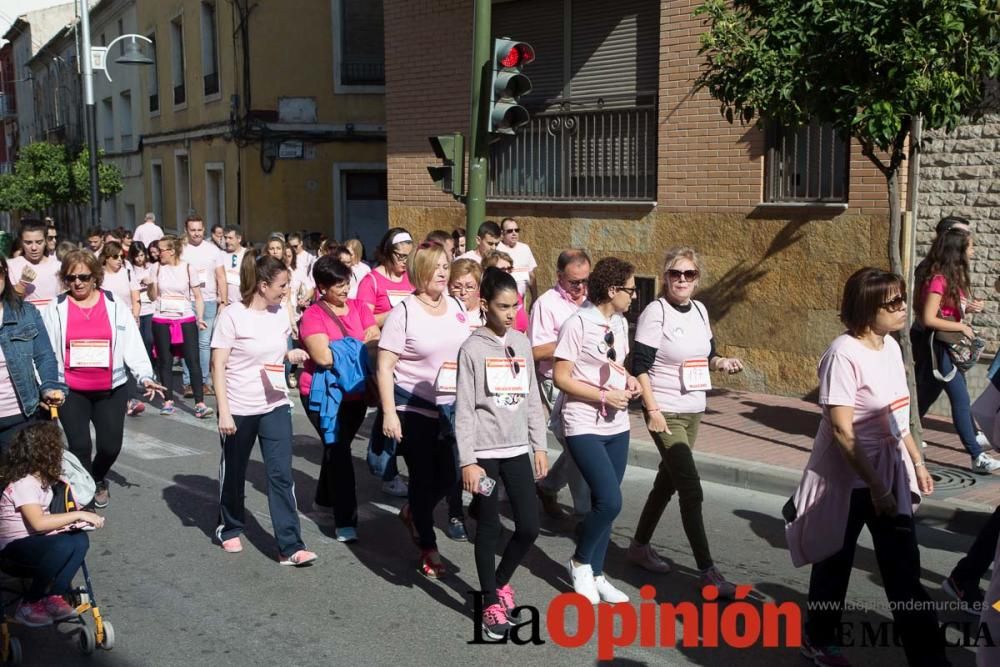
0, 211, 999, 665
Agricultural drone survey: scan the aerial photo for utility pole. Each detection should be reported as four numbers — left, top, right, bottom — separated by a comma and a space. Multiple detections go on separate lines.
465, 0, 491, 243
78, 0, 100, 229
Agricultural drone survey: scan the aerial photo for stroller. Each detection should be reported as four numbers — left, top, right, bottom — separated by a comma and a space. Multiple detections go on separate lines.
0, 410, 115, 664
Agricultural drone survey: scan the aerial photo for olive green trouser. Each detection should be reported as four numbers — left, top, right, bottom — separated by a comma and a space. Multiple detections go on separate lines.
633, 412, 713, 570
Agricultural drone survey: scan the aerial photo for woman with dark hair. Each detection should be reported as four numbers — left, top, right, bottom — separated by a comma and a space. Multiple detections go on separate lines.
128, 241, 156, 365
299, 256, 379, 542
911, 228, 997, 473
0, 255, 66, 449
357, 227, 415, 328
452, 229, 466, 256
212, 254, 316, 566
787, 267, 946, 667
41, 250, 163, 508
554, 257, 641, 604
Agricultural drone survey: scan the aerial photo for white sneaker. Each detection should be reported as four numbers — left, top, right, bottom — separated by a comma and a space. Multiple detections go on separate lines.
382, 476, 409, 497
972, 453, 1000, 475
567, 559, 600, 604
594, 575, 629, 603
976, 431, 992, 451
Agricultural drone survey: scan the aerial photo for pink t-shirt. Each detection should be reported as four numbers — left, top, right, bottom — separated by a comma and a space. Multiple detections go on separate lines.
514, 293, 528, 333
921, 274, 965, 321
554, 305, 631, 437
132, 264, 155, 316
65, 295, 113, 392
211, 302, 292, 416
0, 346, 23, 418
181, 241, 225, 303
0, 475, 53, 550
7, 255, 61, 309
357, 269, 414, 316
153, 263, 196, 320
634, 299, 713, 414
378, 295, 471, 415
102, 266, 137, 308
132, 222, 164, 249
298, 299, 376, 396
528, 285, 582, 379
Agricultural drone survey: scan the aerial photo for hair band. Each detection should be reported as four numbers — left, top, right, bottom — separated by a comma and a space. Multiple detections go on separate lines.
391, 232, 413, 245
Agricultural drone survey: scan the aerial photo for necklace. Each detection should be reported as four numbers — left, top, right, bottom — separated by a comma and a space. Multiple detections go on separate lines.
74, 297, 99, 320
415, 294, 444, 309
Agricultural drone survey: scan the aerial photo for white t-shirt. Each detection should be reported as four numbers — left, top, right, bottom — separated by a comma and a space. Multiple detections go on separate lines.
457, 250, 483, 264
132, 264, 155, 316
554, 304, 630, 437
132, 222, 164, 249
153, 262, 196, 319
501, 241, 537, 296
182, 240, 226, 303
528, 286, 581, 379
211, 302, 292, 416
349, 263, 372, 299
634, 298, 713, 414
223, 249, 246, 305
7, 255, 61, 309
378, 295, 471, 416
102, 266, 138, 309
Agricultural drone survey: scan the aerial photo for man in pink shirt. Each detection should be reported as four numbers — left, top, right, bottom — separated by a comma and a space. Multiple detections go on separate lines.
457, 220, 501, 264
528, 249, 592, 519
132, 212, 164, 250
7, 220, 62, 309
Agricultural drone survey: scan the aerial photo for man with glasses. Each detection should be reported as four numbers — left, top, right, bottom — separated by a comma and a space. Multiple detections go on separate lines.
8, 219, 62, 309
499, 217, 538, 302
222, 225, 246, 306
132, 212, 164, 250
44, 219, 59, 255
180, 215, 228, 397
528, 249, 592, 520
458, 220, 502, 264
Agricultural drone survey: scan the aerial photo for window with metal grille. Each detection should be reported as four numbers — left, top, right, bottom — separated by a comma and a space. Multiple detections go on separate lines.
340, 0, 384, 86
765, 119, 848, 203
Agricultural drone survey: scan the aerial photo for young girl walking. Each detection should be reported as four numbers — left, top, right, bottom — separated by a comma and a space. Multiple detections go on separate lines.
455, 268, 548, 639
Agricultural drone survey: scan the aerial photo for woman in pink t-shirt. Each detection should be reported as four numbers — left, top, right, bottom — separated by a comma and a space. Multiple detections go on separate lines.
627, 247, 744, 598
787, 267, 944, 665
356, 227, 414, 327
910, 228, 996, 473
299, 256, 378, 542
377, 243, 471, 577
211, 254, 316, 567
553, 257, 641, 605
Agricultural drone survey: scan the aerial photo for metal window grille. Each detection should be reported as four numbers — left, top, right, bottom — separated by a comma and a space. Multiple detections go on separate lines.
765, 119, 848, 203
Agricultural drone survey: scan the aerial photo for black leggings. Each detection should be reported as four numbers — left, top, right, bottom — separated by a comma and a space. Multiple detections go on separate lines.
471, 453, 540, 607
152, 320, 202, 403
301, 396, 368, 527
399, 411, 456, 551
59, 384, 129, 482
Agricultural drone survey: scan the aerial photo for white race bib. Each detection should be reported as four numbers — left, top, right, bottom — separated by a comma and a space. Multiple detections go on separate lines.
160, 295, 187, 314
681, 358, 712, 392
387, 290, 410, 307
69, 339, 110, 368
485, 357, 529, 395
264, 364, 289, 394
889, 396, 910, 440
436, 361, 458, 394
607, 360, 628, 391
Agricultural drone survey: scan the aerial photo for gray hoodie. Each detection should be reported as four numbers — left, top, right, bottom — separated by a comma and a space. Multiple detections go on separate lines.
455, 326, 547, 467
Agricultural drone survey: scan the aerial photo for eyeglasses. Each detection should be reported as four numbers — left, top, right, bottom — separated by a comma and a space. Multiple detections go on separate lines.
109, 255, 122, 260
65, 273, 94, 283
881, 295, 906, 312
616, 286, 637, 296
392, 251, 410, 264
503, 227, 520, 234
567, 278, 588, 288
667, 269, 700, 282
505, 345, 521, 376
289, 244, 301, 251
450, 283, 477, 294
497, 266, 514, 273
46, 235, 58, 241
604, 330, 617, 362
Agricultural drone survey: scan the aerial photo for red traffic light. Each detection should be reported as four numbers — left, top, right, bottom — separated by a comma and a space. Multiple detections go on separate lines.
498, 43, 535, 69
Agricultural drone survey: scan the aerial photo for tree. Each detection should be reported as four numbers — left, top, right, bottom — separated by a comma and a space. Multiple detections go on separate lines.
70, 148, 124, 205
695, 0, 1000, 441
0, 142, 124, 214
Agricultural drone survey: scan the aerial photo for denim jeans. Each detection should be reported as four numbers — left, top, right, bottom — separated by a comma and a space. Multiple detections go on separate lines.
914, 333, 983, 459
183, 300, 217, 387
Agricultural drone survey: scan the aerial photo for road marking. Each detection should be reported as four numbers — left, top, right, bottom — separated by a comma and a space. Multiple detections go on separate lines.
122, 432, 204, 459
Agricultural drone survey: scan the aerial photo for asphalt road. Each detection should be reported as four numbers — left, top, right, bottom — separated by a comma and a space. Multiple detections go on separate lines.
10, 398, 993, 666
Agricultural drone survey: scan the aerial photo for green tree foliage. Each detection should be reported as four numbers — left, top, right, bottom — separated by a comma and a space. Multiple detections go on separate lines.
0, 143, 124, 214
71, 148, 124, 204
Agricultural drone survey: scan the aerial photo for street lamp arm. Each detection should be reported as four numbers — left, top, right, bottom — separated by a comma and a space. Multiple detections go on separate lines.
100, 34, 154, 83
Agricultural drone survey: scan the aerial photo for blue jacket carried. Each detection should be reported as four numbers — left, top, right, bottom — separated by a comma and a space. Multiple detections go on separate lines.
307, 337, 369, 445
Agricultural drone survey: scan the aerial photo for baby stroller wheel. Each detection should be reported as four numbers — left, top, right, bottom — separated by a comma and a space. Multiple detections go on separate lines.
6, 637, 20, 665
78, 625, 95, 655
100, 621, 115, 650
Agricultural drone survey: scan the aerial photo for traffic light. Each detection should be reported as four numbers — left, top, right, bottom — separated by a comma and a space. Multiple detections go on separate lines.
489, 38, 535, 135
427, 133, 464, 197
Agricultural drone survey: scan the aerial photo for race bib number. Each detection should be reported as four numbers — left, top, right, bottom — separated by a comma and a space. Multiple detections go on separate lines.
160, 295, 187, 314
264, 364, 289, 393
607, 360, 627, 391
69, 339, 110, 368
486, 357, 529, 395
387, 290, 410, 307
889, 396, 910, 440
436, 361, 458, 394
681, 358, 712, 392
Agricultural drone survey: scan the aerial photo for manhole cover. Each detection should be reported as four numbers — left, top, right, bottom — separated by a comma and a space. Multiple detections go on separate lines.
927, 463, 978, 498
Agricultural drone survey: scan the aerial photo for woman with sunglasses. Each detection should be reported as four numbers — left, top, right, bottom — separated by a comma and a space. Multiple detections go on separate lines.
456, 267, 547, 638
40, 250, 164, 508
483, 251, 528, 333
787, 268, 945, 666
554, 257, 641, 604
357, 227, 414, 328
627, 247, 743, 598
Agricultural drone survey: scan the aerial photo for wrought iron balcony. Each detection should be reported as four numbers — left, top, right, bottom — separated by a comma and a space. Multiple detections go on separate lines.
341, 61, 385, 86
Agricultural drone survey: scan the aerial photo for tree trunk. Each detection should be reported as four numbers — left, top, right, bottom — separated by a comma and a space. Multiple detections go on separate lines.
887, 165, 924, 444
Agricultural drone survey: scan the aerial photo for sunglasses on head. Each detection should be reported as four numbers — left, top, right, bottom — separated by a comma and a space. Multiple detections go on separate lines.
667, 269, 700, 282
604, 330, 617, 362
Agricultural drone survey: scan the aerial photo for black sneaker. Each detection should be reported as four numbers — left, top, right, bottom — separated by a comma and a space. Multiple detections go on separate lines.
93, 481, 110, 509
446, 517, 468, 542
943, 574, 985, 618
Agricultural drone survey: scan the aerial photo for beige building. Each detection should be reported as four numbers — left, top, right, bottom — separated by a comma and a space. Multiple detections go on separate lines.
137, 0, 387, 246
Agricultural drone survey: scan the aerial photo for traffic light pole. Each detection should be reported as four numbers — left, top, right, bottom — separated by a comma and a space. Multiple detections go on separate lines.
465, 0, 492, 243
79, 0, 100, 229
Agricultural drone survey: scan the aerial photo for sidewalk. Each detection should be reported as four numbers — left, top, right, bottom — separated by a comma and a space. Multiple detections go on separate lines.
618, 389, 1000, 523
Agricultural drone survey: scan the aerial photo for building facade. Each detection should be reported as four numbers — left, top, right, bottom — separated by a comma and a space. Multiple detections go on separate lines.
137, 0, 387, 244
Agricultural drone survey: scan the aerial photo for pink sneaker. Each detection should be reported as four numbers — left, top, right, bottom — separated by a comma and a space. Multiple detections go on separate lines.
43, 595, 79, 621
279, 550, 318, 567
15, 600, 52, 627
497, 583, 518, 618
221, 537, 243, 553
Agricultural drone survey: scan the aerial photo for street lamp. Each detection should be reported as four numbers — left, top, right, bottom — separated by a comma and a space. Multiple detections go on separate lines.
77, 0, 154, 228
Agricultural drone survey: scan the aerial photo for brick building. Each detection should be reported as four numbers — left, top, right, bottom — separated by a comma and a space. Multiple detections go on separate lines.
384, 0, 898, 397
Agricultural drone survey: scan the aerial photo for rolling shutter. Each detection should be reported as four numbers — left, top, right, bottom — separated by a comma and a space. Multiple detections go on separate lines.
492, 0, 565, 112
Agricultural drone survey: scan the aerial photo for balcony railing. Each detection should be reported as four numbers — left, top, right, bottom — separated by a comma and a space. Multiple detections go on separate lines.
341, 61, 384, 86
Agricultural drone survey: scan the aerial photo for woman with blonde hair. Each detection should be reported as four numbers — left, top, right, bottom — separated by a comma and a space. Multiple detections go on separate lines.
344, 238, 371, 299
627, 247, 744, 598
448, 259, 483, 330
